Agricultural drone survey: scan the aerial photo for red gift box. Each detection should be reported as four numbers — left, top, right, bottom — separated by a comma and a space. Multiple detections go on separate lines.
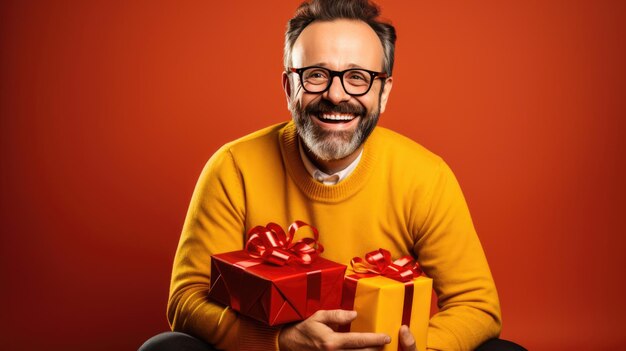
208, 221, 346, 326
209, 250, 346, 325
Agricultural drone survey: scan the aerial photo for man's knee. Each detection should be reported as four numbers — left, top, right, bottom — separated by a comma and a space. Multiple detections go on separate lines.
475, 338, 527, 351
138, 331, 215, 351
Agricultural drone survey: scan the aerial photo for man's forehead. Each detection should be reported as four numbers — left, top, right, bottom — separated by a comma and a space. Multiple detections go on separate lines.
291, 19, 384, 70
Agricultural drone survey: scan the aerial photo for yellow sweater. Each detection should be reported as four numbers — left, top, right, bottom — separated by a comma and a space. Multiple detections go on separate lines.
168, 121, 502, 350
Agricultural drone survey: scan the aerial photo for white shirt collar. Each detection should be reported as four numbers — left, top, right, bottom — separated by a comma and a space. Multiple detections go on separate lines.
298, 141, 363, 186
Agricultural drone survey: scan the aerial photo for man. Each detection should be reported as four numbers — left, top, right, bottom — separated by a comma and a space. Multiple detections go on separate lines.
141, 1, 525, 350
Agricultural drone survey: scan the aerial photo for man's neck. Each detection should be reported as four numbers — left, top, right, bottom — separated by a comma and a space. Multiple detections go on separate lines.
302, 144, 364, 175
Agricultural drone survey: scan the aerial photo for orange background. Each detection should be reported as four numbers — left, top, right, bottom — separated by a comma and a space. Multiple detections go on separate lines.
1, 1, 625, 350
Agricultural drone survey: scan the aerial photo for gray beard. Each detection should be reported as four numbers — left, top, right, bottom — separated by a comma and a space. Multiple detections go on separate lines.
289, 100, 380, 161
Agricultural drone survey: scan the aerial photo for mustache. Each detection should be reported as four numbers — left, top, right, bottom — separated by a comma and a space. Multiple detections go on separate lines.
303, 99, 366, 116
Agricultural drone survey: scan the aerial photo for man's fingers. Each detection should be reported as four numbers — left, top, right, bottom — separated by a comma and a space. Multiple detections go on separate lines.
335, 331, 391, 349
308, 310, 397, 350
313, 309, 357, 325
399, 325, 417, 351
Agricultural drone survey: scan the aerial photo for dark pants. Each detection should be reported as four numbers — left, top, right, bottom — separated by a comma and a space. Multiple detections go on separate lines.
139, 331, 526, 351
139, 332, 216, 351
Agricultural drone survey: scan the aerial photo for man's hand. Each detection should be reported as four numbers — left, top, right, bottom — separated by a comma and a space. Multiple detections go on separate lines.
278, 309, 391, 351
399, 325, 417, 351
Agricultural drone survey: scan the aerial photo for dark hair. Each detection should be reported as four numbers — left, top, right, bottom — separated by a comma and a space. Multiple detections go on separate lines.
284, 0, 397, 76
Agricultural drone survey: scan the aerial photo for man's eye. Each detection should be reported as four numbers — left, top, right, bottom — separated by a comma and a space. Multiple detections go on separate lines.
348, 73, 366, 80
304, 69, 329, 80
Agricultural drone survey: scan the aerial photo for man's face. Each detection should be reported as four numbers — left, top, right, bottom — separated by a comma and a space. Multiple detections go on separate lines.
284, 19, 393, 161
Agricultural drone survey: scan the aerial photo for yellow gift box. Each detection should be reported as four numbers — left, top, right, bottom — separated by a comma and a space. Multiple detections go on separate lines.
340, 251, 433, 351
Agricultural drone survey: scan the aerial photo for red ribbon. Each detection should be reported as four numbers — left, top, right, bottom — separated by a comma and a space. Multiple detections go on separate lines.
245, 221, 324, 266
350, 248, 422, 282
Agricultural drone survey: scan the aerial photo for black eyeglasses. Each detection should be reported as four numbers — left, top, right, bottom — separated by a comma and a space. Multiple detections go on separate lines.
288, 66, 389, 97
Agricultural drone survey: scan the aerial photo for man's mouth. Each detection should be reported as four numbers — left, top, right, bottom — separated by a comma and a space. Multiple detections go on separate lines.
316, 113, 358, 124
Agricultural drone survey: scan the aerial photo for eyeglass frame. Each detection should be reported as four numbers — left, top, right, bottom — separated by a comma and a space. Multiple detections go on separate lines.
287, 66, 389, 97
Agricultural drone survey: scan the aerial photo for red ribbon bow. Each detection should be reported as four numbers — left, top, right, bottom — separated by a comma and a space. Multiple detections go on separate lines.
351, 248, 422, 282
245, 221, 324, 266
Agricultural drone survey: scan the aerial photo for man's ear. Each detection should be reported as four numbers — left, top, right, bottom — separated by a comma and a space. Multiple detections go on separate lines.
379, 77, 393, 114
282, 72, 292, 108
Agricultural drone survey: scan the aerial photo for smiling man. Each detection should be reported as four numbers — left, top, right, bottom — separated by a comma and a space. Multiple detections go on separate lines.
139, 1, 526, 351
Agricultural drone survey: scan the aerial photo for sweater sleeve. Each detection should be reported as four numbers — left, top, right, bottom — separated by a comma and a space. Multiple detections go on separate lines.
414, 160, 502, 351
167, 146, 280, 350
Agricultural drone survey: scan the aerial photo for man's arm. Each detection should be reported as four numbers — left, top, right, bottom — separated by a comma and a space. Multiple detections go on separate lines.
414, 160, 502, 351
167, 146, 283, 350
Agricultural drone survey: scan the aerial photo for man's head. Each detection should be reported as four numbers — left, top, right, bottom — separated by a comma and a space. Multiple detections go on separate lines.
283, 0, 396, 162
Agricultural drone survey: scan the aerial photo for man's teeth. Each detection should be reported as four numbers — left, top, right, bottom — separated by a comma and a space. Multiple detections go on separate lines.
320, 114, 355, 121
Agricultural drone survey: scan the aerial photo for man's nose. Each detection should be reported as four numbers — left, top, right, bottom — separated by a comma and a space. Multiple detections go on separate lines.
323, 76, 350, 105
